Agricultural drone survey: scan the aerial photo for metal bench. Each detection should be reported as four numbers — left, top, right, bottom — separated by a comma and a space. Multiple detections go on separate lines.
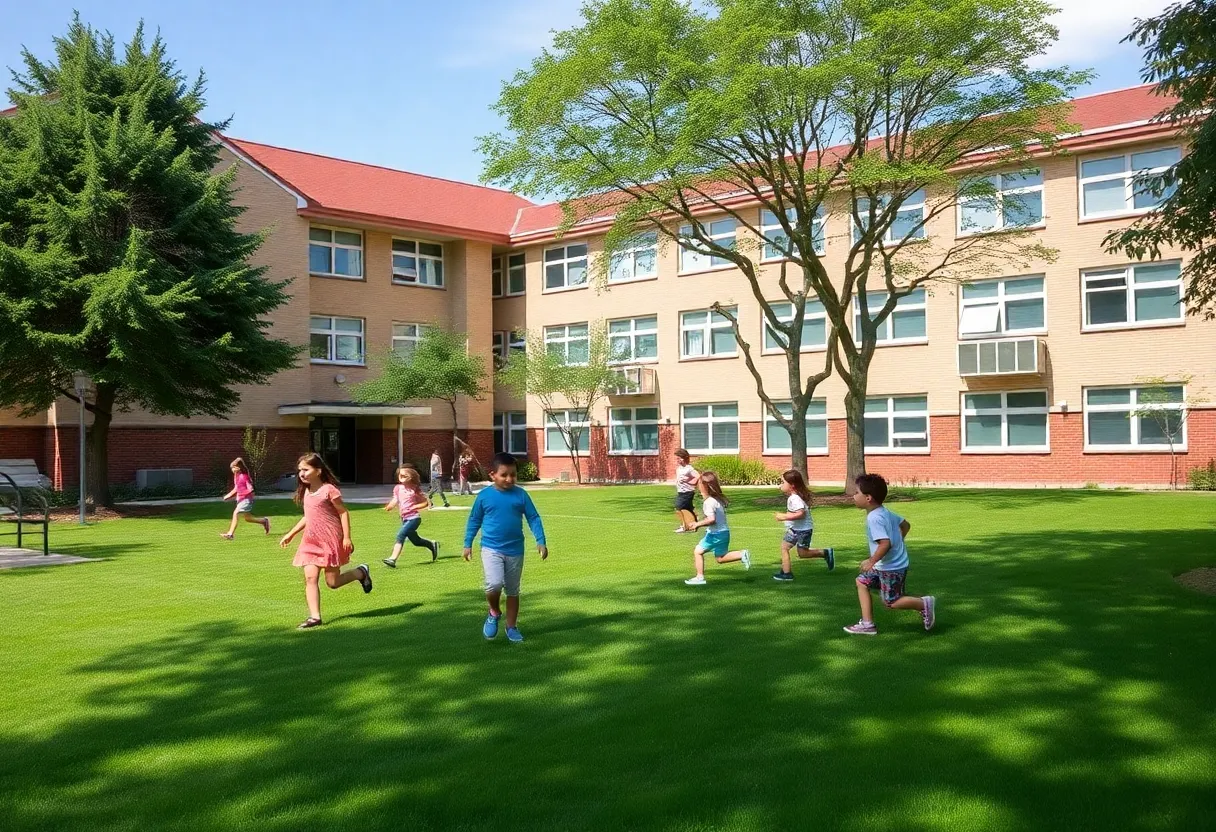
0, 463, 51, 556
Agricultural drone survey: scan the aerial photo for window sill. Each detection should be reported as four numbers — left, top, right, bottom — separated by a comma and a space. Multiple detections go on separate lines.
310, 360, 366, 367
542, 283, 590, 295
761, 252, 825, 264
1083, 446, 1186, 454
678, 264, 736, 277
609, 358, 660, 366
608, 451, 661, 457
493, 291, 526, 299
392, 280, 445, 290
762, 449, 831, 456
1078, 209, 1158, 225
864, 448, 931, 455
955, 223, 1047, 240
679, 353, 739, 363
960, 447, 1051, 455
607, 275, 659, 286
858, 338, 930, 349
761, 345, 829, 356
1081, 319, 1185, 334
311, 272, 365, 281
542, 451, 591, 458
685, 449, 739, 456
957, 330, 1047, 341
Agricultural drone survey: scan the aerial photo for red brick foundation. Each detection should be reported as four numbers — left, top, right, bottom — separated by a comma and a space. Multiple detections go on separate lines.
0, 427, 47, 472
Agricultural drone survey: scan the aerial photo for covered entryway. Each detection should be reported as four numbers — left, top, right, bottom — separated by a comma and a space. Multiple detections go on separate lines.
278, 402, 431, 484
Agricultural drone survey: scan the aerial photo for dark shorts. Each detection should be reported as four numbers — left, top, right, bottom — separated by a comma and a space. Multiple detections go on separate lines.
674, 491, 696, 515
783, 528, 812, 548
857, 568, 907, 606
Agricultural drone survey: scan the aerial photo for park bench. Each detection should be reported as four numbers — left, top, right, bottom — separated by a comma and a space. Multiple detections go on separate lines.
0, 460, 52, 556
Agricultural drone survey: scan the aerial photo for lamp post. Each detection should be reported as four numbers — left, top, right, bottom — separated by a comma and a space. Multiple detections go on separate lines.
72, 372, 90, 525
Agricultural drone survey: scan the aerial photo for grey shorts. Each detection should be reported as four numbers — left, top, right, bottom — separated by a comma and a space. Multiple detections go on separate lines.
482, 548, 524, 597
235, 498, 254, 514
783, 528, 812, 548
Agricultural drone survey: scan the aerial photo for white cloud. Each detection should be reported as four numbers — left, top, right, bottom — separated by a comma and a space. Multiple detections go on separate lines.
1036, 0, 1172, 67
442, 0, 585, 69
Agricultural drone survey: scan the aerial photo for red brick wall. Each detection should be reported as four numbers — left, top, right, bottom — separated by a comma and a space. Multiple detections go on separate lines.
0, 427, 46, 472
395, 428, 495, 480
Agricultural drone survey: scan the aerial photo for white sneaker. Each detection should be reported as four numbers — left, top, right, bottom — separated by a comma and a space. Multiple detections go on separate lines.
741, 549, 751, 570
674, 526, 687, 533
684, 575, 706, 585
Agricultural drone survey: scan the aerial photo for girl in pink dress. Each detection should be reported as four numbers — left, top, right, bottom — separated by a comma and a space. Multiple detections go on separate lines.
279, 452, 372, 629
220, 458, 271, 539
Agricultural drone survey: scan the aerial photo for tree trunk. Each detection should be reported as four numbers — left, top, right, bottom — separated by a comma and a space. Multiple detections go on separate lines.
787, 399, 809, 480
843, 373, 868, 495
568, 428, 583, 484
87, 384, 116, 508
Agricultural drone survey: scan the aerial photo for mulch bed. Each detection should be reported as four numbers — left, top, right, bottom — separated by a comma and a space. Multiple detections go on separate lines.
1175, 568, 1216, 596
46, 504, 176, 522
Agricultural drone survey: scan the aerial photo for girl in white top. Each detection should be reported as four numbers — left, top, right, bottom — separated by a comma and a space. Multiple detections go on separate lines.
772, 469, 834, 581
684, 471, 751, 585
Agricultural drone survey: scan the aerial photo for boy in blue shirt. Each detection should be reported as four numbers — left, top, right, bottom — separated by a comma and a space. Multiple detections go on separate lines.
463, 452, 548, 643
844, 473, 936, 635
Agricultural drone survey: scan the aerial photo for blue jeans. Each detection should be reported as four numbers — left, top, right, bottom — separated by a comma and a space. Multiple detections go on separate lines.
395, 517, 434, 550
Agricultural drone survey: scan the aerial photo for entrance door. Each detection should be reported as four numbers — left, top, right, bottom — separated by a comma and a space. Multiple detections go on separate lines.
309, 417, 358, 483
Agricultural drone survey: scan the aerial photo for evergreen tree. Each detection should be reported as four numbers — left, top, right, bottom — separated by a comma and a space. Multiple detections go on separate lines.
0, 17, 296, 506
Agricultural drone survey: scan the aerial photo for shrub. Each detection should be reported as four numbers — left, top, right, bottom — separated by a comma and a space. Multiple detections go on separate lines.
516, 460, 539, 482
696, 455, 782, 486
1188, 459, 1216, 491
45, 480, 229, 506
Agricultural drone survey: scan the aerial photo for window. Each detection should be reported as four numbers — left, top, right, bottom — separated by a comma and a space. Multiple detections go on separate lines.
679, 219, 736, 273
609, 407, 661, 454
545, 409, 591, 455
1083, 261, 1183, 330
855, 289, 927, 344
309, 316, 364, 364
493, 253, 526, 297
492, 332, 506, 368
544, 323, 589, 365
681, 307, 737, 359
958, 170, 1044, 234
391, 322, 426, 358
864, 396, 929, 452
682, 402, 739, 453
959, 277, 1045, 337
962, 391, 1049, 451
391, 239, 443, 287
608, 316, 658, 363
508, 329, 526, 358
1085, 386, 1186, 450
494, 412, 528, 455
544, 243, 588, 291
854, 189, 926, 243
763, 400, 828, 454
609, 232, 658, 282
764, 300, 828, 352
761, 206, 825, 260
1080, 147, 1181, 218
308, 227, 363, 278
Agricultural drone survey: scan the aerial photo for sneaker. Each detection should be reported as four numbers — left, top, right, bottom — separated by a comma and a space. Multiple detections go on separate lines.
507, 627, 524, 643
674, 526, 687, 533
357, 564, 373, 594
922, 596, 936, 631
382, 558, 397, 569
432, 541, 440, 562
262, 518, 271, 535
741, 549, 751, 570
219, 533, 234, 540
772, 571, 794, 582
825, 548, 835, 571
843, 620, 878, 636
296, 617, 323, 630
483, 613, 500, 639
684, 575, 706, 586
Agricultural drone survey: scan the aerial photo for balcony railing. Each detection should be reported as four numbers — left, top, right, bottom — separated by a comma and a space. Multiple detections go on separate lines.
607, 365, 657, 396
958, 337, 1041, 377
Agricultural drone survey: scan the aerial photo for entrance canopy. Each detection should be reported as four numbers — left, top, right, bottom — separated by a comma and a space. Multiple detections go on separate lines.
277, 401, 432, 417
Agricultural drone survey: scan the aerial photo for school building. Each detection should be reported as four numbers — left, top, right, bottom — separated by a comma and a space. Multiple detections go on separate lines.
2, 84, 1213, 488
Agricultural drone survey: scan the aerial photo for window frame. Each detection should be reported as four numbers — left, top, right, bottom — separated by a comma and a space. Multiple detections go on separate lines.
391, 322, 427, 359
608, 232, 659, 284
308, 226, 364, 280
1077, 145, 1182, 220
957, 170, 1045, 236
762, 399, 830, 455
762, 299, 829, 354
854, 289, 929, 347
543, 243, 589, 293
958, 276, 1047, 339
1083, 385, 1188, 453
680, 402, 740, 454
543, 323, 590, 366
680, 307, 738, 361
608, 406, 662, 456
1081, 261, 1185, 332
494, 411, 528, 456
760, 206, 826, 261
491, 331, 507, 368
544, 409, 592, 456
309, 315, 366, 366
863, 395, 930, 454
608, 315, 659, 365
391, 238, 444, 288
959, 390, 1050, 454
678, 219, 738, 275
492, 252, 526, 298
852, 189, 927, 245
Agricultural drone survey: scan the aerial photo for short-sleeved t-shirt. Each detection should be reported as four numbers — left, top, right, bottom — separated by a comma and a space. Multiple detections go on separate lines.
234, 472, 253, 500
394, 484, 423, 520
702, 496, 729, 533
866, 506, 908, 571
430, 456, 443, 478
676, 464, 699, 493
785, 494, 812, 531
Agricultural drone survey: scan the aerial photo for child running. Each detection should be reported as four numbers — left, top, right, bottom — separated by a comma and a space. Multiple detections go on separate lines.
219, 457, 270, 539
844, 473, 936, 635
279, 452, 372, 629
463, 452, 547, 643
772, 469, 834, 581
456, 449, 474, 496
672, 448, 699, 533
427, 449, 450, 508
382, 465, 439, 566
684, 471, 751, 585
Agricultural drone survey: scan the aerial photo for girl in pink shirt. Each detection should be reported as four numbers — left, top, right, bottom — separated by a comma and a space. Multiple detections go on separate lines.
279, 452, 372, 629
220, 457, 271, 539
382, 465, 439, 566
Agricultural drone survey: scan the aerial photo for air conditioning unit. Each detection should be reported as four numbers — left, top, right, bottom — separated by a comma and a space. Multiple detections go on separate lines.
135, 468, 194, 489
958, 337, 1041, 377
607, 365, 657, 396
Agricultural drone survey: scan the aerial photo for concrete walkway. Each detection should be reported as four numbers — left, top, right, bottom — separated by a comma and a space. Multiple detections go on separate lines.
0, 547, 96, 570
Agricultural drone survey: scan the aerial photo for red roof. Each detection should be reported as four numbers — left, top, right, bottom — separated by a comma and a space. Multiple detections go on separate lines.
224, 137, 533, 243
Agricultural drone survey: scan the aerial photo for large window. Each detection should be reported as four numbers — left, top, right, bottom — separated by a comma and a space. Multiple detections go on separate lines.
1085, 386, 1186, 450
681, 403, 739, 453
544, 323, 589, 365
608, 316, 658, 363
681, 307, 737, 359
545, 409, 591, 455
309, 227, 363, 278
544, 243, 588, 291
1080, 147, 1181, 218
391, 322, 427, 358
310, 316, 364, 364
679, 219, 736, 273
855, 289, 927, 344
763, 400, 828, 454
494, 412, 528, 455
962, 391, 1049, 451
609, 407, 661, 454
761, 206, 825, 260
1083, 262, 1183, 330
764, 300, 828, 352
958, 276, 1046, 337
959, 170, 1044, 234
391, 239, 443, 287
864, 396, 929, 452
492, 252, 526, 297
854, 189, 926, 244
609, 232, 658, 283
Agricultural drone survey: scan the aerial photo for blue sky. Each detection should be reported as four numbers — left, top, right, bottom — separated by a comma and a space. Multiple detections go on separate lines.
1, 0, 1171, 193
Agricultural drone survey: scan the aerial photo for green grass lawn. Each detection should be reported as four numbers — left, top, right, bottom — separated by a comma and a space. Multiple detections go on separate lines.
2, 485, 1214, 831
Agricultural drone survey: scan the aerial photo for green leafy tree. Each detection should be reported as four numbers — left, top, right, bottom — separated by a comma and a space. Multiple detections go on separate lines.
1105, 0, 1216, 319
350, 327, 489, 458
496, 325, 620, 484
1131, 375, 1204, 489
0, 18, 296, 506
481, 0, 1084, 489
